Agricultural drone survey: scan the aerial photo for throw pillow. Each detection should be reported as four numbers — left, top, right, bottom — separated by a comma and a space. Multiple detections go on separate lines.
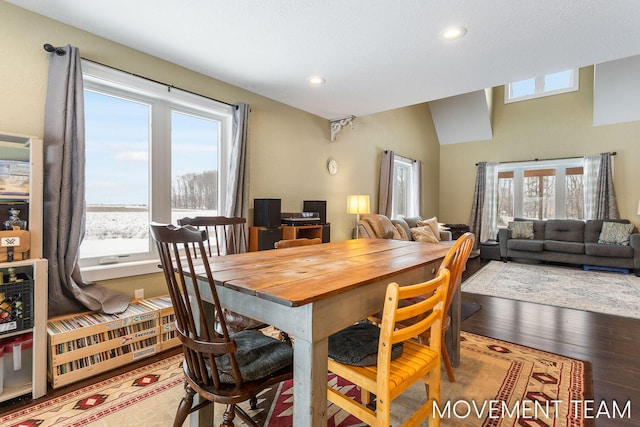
411, 225, 439, 243
417, 216, 440, 241
394, 223, 410, 240
598, 221, 634, 246
509, 221, 534, 239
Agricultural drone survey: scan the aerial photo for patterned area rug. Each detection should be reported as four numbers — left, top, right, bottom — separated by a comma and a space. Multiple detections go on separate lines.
1, 332, 592, 427
462, 261, 640, 319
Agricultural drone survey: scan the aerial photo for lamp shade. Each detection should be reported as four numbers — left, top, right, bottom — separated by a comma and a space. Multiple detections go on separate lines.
347, 195, 370, 215
637, 200, 640, 215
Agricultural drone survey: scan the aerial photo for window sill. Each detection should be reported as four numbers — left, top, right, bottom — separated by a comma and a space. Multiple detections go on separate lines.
81, 259, 161, 282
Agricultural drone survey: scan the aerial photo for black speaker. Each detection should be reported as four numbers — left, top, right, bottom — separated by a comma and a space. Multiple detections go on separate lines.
254, 198, 281, 228
303, 200, 326, 224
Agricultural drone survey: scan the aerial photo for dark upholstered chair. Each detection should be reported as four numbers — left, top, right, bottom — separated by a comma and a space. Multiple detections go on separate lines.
150, 223, 293, 427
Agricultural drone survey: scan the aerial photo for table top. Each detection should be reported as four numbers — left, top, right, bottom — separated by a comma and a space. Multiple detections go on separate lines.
197, 238, 451, 307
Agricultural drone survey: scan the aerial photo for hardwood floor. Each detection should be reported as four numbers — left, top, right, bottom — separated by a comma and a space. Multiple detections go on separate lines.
2, 257, 639, 426
461, 257, 640, 427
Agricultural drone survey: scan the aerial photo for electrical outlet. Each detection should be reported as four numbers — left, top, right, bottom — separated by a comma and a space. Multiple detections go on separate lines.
134, 288, 144, 300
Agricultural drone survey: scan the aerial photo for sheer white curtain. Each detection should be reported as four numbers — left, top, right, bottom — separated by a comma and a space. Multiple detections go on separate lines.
482, 163, 499, 242
410, 159, 422, 217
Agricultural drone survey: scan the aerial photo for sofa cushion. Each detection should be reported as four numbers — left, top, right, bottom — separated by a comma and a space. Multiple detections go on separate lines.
544, 240, 585, 254
513, 218, 546, 240
585, 242, 634, 258
411, 226, 439, 243
417, 217, 441, 241
360, 214, 398, 239
585, 219, 634, 243
507, 239, 544, 252
509, 221, 534, 239
392, 218, 412, 240
598, 221, 634, 246
403, 216, 423, 228
544, 219, 584, 242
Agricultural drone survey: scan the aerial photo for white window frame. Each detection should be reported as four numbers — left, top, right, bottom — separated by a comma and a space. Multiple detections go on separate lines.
391, 156, 417, 219
80, 61, 233, 281
505, 69, 579, 103
497, 158, 584, 222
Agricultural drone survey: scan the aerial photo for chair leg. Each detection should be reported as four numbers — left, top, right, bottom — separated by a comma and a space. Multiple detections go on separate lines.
221, 403, 237, 427
174, 382, 196, 427
441, 343, 455, 382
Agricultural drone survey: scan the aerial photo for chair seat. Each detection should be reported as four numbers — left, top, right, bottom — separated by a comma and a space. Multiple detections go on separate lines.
328, 339, 440, 400
328, 322, 403, 366
212, 329, 293, 383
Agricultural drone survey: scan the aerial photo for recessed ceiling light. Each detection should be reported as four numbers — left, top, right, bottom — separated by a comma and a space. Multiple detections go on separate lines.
440, 25, 467, 41
308, 76, 326, 85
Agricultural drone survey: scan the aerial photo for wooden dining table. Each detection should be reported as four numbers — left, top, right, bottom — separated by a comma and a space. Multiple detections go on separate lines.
190, 238, 452, 427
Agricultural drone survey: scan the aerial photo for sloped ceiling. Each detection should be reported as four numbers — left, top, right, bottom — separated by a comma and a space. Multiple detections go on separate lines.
8, 0, 640, 120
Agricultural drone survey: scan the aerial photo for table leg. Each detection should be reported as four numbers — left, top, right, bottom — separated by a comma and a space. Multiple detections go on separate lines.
445, 285, 461, 367
292, 336, 329, 426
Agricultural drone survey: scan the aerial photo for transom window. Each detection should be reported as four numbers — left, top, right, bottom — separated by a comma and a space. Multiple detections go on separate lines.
497, 159, 584, 227
505, 69, 579, 103
80, 61, 232, 276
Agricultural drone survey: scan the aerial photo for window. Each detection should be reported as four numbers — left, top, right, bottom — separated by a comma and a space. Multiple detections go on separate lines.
80, 61, 232, 277
392, 157, 418, 219
505, 69, 579, 103
497, 159, 584, 227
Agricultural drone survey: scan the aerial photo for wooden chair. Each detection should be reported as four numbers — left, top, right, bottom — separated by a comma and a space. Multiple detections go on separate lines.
177, 216, 266, 334
150, 222, 293, 427
436, 232, 475, 381
368, 231, 475, 382
274, 237, 322, 249
177, 216, 248, 256
327, 268, 450, 427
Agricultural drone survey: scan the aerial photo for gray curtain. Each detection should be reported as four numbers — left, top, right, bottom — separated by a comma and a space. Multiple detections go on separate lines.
44, 45, 130, 317
378, 150, 395, 216
584, 152, 619, 219
468, 162, 486, 249
468, 161, 499, 247
225, 103, 249, 219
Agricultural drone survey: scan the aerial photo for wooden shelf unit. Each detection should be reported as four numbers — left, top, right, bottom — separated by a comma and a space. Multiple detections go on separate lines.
47, 296, 179, 389
0, 132, 47, 403
281, 224, 323, 240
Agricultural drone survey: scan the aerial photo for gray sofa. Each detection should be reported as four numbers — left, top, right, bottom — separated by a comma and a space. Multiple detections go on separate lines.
498, 218, 640, 275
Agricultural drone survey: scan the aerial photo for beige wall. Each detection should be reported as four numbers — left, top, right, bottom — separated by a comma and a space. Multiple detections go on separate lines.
439, 66, 640, 229
0, 2, 441, 300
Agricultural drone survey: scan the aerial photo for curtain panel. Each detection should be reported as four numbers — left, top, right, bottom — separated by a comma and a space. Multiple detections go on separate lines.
584, 152, 619, 219
44, 45, 130, 316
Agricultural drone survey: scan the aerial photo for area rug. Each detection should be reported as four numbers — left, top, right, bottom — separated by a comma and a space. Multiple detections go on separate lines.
462, 261, 640, 319
1, 332, 592, 427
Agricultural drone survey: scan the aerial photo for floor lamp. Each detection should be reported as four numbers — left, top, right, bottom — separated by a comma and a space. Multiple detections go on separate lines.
347, 194, 370, 239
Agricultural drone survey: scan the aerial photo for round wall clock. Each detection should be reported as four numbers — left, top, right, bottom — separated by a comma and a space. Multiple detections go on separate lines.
327, 158, 338, 175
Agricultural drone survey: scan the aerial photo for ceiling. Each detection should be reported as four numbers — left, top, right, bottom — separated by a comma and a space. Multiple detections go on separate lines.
8, 0, 640, 119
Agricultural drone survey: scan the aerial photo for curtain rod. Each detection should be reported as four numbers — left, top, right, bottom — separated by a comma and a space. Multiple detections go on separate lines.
43, 43, 235, 108
475, 152, 617, 167
383, 150, 419, 163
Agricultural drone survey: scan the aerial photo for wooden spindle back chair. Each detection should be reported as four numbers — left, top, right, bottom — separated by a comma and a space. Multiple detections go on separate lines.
150, 222, 293, 427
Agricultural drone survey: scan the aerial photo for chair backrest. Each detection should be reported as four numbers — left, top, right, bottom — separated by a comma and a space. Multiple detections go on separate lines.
274, 238, 322, 249
378, 268, 450, 367
178, 216, 248, 256
149, 222, 244, 390
438, 232, 475, 314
